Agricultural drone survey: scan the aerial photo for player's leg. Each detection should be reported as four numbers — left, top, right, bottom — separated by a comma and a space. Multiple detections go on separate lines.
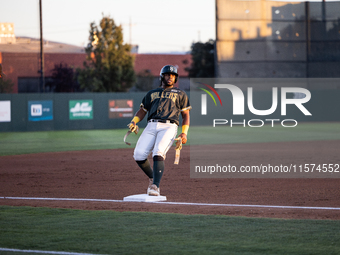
152, 155, 165, 188
133, 123, 157, 178
151, 123, 178, 189
135, 158, 153, 178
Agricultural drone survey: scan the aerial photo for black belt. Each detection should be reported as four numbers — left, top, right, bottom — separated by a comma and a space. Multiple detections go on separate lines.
148, 119, 176, 124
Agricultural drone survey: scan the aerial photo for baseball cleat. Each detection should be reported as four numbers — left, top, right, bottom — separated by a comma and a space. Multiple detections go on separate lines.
147, 178, 153, 194
148, 184, 160, 196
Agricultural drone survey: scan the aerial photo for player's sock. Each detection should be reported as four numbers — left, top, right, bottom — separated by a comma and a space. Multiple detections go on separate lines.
136, 159, 153, 179
153, 155, 164, 187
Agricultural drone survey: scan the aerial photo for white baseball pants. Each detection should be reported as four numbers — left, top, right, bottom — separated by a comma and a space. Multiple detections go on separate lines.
133, 122, 178, 161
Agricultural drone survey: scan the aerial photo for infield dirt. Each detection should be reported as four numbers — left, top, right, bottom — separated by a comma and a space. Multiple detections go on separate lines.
1, 141, 339, 220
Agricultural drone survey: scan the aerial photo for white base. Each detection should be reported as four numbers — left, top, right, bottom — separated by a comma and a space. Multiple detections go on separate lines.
123, 194, 167, 202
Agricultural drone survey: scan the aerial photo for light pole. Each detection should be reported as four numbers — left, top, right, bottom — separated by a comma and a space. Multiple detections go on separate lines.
39, 0, 45, 92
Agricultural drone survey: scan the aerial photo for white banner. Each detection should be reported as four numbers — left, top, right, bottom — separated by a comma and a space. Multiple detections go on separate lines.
0, 100, 11, 122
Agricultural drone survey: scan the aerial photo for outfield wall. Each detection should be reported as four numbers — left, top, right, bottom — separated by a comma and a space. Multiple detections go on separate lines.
0, 88, 339, 132
0, 93, 146, 132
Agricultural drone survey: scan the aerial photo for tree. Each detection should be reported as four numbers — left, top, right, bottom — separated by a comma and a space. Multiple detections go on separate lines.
186, 39, 215, 78
46, 63, 81, 92
77, 16, 136, 92
0, 78, 14, 93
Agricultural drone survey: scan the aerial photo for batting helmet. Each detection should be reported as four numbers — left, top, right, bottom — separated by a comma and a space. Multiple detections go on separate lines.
160, 65, 178, 83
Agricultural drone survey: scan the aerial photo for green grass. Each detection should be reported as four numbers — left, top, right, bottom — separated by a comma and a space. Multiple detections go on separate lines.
0, 129, 136, 156
1, 122, 340, 156
190, 122, 340, 145
0, 206, 339, 255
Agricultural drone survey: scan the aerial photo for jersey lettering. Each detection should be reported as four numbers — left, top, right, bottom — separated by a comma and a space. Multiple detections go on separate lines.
141, 87, 191, 126
151, 92, 161, 103
164, 92, 178, 103
150, 91, 178, 103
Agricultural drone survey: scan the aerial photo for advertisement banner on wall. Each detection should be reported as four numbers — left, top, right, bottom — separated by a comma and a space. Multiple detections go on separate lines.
0, 100, 11, 122
28, 100, 53, 121
108, 99, 133, 118
69, 100, 93, 120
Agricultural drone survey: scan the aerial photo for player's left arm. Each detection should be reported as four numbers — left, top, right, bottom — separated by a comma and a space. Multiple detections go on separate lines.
178, 110, 190, 144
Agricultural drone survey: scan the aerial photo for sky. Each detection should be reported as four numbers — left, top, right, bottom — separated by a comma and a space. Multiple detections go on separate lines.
1, 0, 215, 53
1, 0, 335, 54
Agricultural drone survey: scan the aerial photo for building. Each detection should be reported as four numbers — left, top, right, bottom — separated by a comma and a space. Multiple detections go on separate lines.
215, 0, 340, 78
0, 32, 192, 93
134, 53, 191, 90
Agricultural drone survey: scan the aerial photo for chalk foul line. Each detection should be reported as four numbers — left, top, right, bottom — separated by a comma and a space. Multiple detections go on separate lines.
1, 196, 340, 210
0, 247, 106, 255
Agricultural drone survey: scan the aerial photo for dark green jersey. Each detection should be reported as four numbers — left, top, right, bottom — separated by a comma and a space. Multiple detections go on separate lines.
140, 87, 191, 126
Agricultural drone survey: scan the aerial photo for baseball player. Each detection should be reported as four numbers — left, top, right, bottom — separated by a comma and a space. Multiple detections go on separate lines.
128, 64, 191, 196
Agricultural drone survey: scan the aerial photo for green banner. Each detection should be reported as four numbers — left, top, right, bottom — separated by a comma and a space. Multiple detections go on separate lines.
69, 100, 93, 120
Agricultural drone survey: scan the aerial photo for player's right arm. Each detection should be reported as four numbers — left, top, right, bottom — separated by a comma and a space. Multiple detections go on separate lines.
128, 92, 150, 132
128, 108, 147, 132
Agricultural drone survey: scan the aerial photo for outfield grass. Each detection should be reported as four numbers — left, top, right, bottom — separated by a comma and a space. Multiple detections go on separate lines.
1, 122, 340, 156
0, 206, 339, 255
0, 129, 131, 156
190, 122, 340, 145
